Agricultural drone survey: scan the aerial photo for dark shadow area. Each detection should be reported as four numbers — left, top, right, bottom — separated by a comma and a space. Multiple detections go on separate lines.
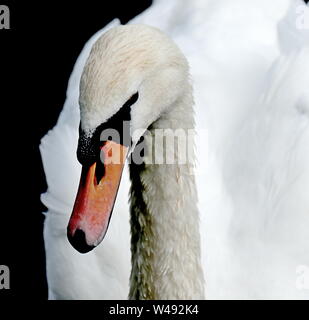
0, 0, 151, 300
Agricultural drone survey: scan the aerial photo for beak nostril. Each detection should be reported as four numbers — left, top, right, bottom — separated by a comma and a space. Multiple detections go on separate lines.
95, 160, 105, 185
67, 228, 95, 254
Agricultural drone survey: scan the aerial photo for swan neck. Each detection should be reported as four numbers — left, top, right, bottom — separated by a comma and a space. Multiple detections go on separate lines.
129, 88, 205, 299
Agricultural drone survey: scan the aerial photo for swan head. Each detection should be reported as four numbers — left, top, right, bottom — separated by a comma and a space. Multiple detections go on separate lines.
80, 24, 189, 143
67, 25, 190, 253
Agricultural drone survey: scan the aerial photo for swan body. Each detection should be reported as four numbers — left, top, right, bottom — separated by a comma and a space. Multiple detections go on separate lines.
40, 0, 309, 299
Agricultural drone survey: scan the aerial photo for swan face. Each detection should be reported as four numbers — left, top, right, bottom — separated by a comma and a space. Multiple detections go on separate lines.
67, 25, 190, 253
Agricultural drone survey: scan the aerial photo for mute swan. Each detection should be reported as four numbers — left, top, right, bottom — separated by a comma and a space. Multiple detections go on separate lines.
40, 0, 309, 299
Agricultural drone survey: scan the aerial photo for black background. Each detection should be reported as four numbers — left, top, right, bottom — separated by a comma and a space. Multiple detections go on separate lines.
0, 0, 151, 300
0, 0, 308, 302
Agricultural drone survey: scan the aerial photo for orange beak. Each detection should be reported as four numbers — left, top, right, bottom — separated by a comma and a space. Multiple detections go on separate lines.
67, 141, 128, 253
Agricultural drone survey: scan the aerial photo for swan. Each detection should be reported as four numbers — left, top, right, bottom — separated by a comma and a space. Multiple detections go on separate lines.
40, 0, 309, 299
67, 24, 205, 300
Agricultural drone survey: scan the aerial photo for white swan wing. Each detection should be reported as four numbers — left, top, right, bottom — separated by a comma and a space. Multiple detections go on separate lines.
196, 0, 309, 299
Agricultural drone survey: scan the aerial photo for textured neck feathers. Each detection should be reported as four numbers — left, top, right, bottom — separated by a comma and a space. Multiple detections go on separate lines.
129, 86, 205, 299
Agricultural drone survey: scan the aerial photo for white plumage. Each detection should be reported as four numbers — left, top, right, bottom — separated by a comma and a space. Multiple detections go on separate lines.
40, 0, 309, 299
